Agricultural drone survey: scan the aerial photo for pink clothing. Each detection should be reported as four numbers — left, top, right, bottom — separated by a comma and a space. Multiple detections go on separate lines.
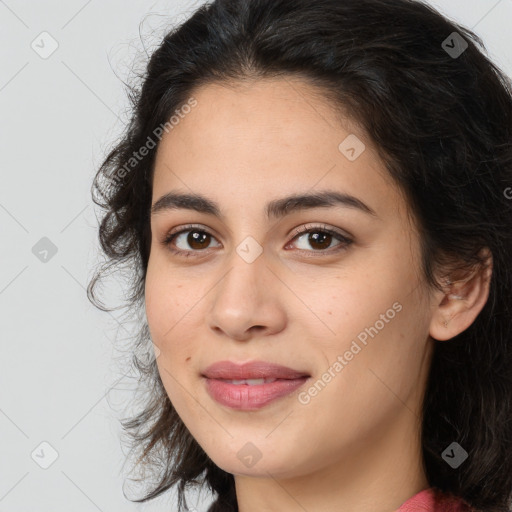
396, 487, 474, 512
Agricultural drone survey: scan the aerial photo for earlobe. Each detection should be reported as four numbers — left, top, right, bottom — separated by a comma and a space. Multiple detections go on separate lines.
429, 249, 493, 342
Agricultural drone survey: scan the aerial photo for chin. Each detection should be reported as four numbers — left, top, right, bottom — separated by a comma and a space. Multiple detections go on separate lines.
199, 438, 307, 478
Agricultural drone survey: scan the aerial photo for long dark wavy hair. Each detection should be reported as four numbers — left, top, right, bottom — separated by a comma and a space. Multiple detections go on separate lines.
87, 0, 512, 510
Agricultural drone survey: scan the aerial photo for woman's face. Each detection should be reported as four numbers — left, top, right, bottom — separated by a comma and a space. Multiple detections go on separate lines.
145, 78, 436, 481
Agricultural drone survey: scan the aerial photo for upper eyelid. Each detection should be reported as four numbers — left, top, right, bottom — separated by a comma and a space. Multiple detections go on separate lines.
292, 223, 349, 238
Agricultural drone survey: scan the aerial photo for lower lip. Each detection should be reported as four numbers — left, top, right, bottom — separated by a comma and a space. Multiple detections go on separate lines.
203, 377, 309, 410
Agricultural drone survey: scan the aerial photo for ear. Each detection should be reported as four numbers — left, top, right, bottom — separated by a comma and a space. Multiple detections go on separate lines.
429, 248, 493, 341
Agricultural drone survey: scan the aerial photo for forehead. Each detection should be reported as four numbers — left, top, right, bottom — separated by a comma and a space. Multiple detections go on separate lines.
165, 77, 364, 155
151, 78, 407, 223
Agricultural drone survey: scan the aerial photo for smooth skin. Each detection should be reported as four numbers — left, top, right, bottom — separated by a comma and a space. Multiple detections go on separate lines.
144, 77, 492, 512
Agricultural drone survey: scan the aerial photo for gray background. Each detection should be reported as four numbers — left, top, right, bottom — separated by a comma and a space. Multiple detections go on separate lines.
1, 1, 511, 511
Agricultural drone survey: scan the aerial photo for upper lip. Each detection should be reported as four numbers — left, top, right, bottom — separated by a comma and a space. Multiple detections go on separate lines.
201, 360, 310, 380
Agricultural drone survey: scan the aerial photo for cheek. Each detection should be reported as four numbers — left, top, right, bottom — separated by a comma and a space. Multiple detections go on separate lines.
144, 260, 185, 340
145, 270, 196, 408
313, 258, 430, 396
307, 277, 403, 352
144, 261, 205, 368
144, 275, 167, 341
325, 293, 430, 423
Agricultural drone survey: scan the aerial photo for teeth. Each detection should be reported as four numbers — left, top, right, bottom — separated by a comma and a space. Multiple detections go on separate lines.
223, 378, 277, 385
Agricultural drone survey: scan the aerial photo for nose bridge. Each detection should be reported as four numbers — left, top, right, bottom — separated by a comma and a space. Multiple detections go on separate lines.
207, 239, 286, 339
217, 240, 269, 307
218, 213, 269, 291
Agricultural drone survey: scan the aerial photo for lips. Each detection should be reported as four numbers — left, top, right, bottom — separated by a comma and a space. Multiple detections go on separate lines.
201, 360, 311, 410
201, 360, 310, 380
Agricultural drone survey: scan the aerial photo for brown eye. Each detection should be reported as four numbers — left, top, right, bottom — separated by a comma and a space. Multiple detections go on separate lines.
162, 223, 352, 259
164, 227, 221, 254
305, 231, 334, 250
185, 230, 211, 250
288, 225, 352, 254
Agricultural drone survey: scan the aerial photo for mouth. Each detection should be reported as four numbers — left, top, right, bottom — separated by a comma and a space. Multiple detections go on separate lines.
201, 360, 310, 380
201, 360, 311, 410
215, 377, 282, 385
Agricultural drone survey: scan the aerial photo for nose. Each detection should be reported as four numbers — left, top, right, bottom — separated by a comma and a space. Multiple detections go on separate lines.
205, 251, 287, 342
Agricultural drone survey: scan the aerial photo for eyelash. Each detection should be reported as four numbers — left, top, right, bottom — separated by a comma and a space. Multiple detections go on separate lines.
161, 223, 353, 259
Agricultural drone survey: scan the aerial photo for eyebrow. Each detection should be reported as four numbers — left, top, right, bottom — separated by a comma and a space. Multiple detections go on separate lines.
150, 190, 378, 219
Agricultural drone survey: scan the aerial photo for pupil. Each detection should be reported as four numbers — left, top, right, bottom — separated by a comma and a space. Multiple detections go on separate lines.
189, 231, 209, 250
310, 232, 331, 250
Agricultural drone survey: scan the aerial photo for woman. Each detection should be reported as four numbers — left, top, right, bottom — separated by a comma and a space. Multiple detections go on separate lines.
88, 0, 512, 510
